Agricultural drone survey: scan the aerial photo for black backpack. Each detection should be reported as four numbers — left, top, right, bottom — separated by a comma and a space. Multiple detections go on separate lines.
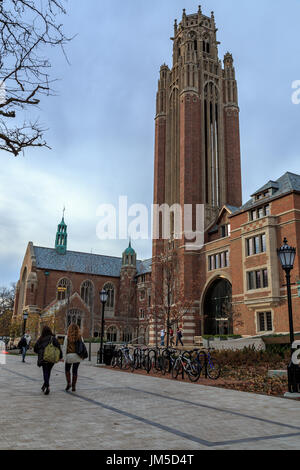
18, 337, 27, 349
75, 339, 88, 360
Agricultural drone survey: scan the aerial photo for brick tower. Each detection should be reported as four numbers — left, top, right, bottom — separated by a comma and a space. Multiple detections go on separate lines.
151, 7, 242, 344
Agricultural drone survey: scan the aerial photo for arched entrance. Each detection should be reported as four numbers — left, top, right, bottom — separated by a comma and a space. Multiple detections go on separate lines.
203, 277, 232, 336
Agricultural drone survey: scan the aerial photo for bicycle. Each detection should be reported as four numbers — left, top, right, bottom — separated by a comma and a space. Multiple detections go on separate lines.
190, 348, 221, 380
113, 345, 135, 372
171, 351, 200, 382
145, 347, 165, 374
161, 347, 178, 375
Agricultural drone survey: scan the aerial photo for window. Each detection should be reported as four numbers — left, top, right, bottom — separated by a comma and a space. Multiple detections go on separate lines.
257, 312, 273, 332
67, 309, 82, 328
208, 251, 229, 271
122, 327, 133, 343
106, 326, 117, 342
246, 234, 266, 256
140, 290, 145, 301
80, 280, 94, 308
57, 278, 71, 301
103, 283, 114, 309
250, 205, 270, 221
247, 269, 268, 290
140, 309, 145, 319
221, 224, 230, 238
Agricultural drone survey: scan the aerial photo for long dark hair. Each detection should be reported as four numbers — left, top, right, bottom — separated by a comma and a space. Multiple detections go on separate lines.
67, 323, 81, 343
41, 326, 53, 338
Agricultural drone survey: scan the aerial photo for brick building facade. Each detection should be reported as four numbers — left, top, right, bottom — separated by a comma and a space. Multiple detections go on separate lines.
13, 8, 300, 344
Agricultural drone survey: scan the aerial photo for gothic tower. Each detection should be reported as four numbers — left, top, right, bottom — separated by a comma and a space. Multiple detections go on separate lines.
153, 6, 242, 234
151, 7, 243, 342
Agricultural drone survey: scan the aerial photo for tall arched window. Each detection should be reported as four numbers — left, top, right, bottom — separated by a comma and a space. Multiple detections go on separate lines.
204, 81, 220, 207
103, 283, 115, 310
80, 280, 94, 309
66, 309, 83, 329
122, 327, 133, 343
57, 278, 71, 301
106, 326, 118, 342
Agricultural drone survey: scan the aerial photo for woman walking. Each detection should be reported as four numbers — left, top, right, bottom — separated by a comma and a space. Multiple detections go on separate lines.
63, 323, 86, 392
34, 326, 62, 395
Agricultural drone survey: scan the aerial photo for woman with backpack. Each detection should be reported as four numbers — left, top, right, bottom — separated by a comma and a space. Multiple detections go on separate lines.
62, 323, 87, 392
34, 326, 62, 395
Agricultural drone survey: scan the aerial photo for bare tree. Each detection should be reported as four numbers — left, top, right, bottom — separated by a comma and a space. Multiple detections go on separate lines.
0, 0, 71, 156
0, 283, 15, 314
148, 248, 199, 348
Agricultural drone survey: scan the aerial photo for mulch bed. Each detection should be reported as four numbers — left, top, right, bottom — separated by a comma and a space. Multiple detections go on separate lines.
105, 364, 295, 399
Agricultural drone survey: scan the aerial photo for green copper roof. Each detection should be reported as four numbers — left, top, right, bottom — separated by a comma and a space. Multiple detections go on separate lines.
55, 214, 67, 255
124, 240, 135, 255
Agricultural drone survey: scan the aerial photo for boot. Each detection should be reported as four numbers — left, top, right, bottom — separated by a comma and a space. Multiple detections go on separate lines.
72, 374, 78, 392
65, 371, 71, 391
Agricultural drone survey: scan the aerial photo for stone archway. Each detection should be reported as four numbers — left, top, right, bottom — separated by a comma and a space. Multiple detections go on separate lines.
203, 277, 232, 336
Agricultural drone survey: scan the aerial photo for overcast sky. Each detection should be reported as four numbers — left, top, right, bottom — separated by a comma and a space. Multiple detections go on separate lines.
1, 0, 300, 286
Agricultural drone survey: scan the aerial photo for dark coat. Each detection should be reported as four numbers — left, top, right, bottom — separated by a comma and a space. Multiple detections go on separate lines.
34, 335, 62, 367
18, 337, 27, 349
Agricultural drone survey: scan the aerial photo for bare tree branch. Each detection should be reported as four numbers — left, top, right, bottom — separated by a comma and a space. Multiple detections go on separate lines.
0, 0, 71, 156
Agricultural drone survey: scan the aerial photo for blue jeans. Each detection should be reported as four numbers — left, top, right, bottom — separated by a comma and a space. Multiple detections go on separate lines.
21, 346, 28, 362
160, 337, 165, 346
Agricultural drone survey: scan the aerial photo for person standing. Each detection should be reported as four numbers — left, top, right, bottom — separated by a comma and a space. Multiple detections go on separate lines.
18, 331, 31, 363
62, 323, 86, 392
34, 326, 62, 395
176, 327, 184, 347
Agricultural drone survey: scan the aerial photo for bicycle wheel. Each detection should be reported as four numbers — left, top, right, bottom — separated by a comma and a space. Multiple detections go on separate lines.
171, 359, 182, 379
186, 361, 200, 382
161, 356, 170, 375
144, 355, 152, 374
206, 357, 221, 380
121, 354, 130, 370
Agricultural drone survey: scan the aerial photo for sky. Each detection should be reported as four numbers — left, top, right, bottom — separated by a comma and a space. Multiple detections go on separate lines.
0, 0, 300, 286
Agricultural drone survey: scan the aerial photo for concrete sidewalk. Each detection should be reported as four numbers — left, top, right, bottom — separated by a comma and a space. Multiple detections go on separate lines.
0, 355, 299, 450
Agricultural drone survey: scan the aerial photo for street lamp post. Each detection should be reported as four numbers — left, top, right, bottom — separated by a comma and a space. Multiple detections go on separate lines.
98, 289, 108, 365
277, 238, 299, 393
22, 311, 28, 335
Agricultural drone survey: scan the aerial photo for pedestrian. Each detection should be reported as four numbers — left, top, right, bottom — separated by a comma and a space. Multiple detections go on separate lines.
176, 327, 184, 347
62, 323, 87, 392
34, 326, 62, 395
160, 328, 165, 347
169, 328, 174, 347
18, 331, 31, 363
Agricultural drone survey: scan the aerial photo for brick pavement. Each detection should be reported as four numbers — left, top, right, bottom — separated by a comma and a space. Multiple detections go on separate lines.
1, 355, 299, 450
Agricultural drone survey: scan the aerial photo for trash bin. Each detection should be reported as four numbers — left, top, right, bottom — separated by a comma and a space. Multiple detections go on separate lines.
103, 343, 116, 365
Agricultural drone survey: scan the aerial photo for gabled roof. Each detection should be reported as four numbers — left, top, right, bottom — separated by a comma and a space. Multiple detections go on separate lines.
237, 172, 300, 213
136, 258, 152, 275
33, 246, 152, 278
207, 204, 239, 234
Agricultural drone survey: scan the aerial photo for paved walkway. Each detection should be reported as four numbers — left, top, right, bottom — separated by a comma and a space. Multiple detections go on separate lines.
1, 355, 300, 450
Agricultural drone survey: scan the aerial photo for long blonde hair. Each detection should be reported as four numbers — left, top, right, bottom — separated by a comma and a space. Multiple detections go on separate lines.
67, 323, 81, 343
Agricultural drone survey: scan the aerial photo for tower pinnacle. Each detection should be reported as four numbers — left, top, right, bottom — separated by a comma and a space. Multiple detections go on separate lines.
55, 211, 67, 255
